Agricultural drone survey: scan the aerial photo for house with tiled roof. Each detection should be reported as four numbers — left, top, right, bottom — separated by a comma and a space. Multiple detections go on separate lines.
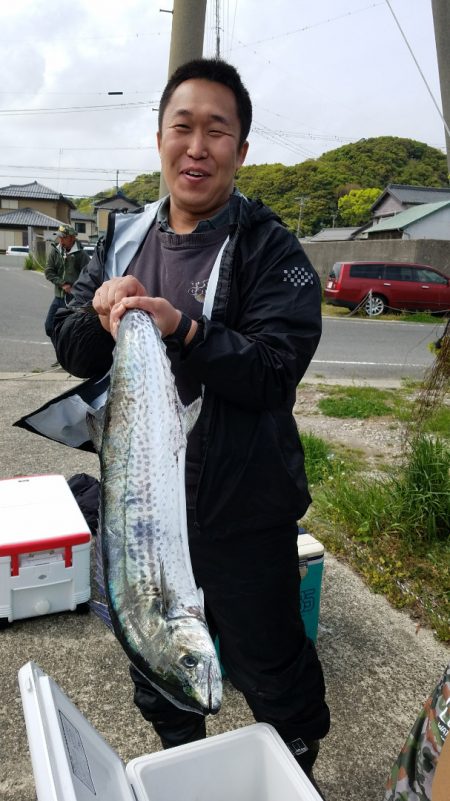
70, 209, 98, 245
371, 184, 450, 224
0, 181, 76, 253
364, 200, 450, 240
93, 190, 142, 236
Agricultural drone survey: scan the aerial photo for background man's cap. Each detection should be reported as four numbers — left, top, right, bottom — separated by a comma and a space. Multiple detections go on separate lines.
56, 224, 77, 238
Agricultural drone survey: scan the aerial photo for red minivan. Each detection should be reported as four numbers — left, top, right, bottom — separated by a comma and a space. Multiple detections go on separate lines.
324, 261, 450, 316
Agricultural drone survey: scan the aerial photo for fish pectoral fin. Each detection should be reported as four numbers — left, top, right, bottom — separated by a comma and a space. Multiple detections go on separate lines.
180, 395, 202, 437
160, 560, 176, 616
86, 406, 105, 453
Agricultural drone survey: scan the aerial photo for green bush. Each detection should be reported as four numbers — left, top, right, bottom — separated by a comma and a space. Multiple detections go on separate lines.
24, 253, 45, 272
314, 434, 450, 545
393, 436, 450, 543
302, 432, 335, 485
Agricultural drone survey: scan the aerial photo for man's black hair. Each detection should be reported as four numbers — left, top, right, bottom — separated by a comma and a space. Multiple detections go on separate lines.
158, 58, 252, 147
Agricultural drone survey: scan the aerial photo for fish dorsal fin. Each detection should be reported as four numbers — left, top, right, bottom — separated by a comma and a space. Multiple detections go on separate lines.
179, 395, 202, 437
86, 407, 106, 454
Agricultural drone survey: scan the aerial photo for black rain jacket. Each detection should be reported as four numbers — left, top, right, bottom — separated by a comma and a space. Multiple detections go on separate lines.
52, 193, 322, 536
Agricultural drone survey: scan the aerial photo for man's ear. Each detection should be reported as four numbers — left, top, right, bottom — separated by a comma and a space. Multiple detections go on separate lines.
237, 140, 249, 169
156, 130, 161, 154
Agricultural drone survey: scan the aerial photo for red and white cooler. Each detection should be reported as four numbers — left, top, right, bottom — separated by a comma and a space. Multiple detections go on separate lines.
0, 474, 91, 626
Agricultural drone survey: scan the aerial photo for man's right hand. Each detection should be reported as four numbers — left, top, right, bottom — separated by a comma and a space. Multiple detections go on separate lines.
93, 276, 147, 332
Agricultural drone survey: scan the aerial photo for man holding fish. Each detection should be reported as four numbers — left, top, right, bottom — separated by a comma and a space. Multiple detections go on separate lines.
52, 58, 330, 787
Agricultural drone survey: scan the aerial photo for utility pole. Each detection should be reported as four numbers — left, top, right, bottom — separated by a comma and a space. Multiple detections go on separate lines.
295, 196, 308, 238
159, 0, 207, 197
431, 0, 450, 176
215, 0, 221, 58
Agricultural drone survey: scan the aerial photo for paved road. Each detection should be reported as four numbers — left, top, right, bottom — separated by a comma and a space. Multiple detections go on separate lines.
0, 263, 446, 381
0, 267, 448, 801
308, 316, 439, 383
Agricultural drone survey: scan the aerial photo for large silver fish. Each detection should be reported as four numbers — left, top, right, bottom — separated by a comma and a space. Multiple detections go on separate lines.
89, 308, 222, 716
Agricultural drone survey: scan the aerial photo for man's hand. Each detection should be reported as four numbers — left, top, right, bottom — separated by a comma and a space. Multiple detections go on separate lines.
93, 276, 147, 333
62, 282, 72, 293
110, 295, 187, 341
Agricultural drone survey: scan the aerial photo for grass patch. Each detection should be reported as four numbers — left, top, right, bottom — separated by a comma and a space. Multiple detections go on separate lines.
301, 431, 357, 486
318, 386, 394, 418
423, 405, 450, 438
307, 433, 450, 641
322, 303, 444, 325
315, 384, 415, 422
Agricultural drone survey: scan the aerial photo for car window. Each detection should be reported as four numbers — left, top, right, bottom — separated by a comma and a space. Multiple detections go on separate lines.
415, 268, 447, 284
329, 262, 343, 280
384, 265, 414, 281
349, 264, 383, 279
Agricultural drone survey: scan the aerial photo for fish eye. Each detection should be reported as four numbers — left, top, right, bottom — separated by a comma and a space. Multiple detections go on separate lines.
180, 655, 198, 669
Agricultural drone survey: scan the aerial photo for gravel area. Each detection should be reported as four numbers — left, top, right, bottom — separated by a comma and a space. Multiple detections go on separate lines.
0, 373, 448, 801
294, 383, 407, 471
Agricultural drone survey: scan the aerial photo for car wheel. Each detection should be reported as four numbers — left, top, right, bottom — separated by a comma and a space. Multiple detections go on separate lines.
364, 293, 386, 316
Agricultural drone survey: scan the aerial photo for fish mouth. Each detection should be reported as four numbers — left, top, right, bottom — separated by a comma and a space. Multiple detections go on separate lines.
207, 688, 221, 715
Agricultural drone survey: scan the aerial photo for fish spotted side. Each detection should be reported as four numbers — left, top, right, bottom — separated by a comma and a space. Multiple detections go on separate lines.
89, 308, 222, 716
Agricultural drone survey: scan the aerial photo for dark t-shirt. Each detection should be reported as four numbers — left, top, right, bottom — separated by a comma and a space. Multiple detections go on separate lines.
126, 215, 229, 507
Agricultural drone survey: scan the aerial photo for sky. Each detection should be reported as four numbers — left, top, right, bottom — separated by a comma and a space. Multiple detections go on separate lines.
0, 0, 446, 199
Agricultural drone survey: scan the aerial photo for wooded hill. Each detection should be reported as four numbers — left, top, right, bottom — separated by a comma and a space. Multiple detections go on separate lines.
76, 136, 448, 235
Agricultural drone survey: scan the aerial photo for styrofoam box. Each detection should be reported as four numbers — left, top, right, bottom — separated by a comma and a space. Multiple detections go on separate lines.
298, 532, 324, 643
0, 475, 91, 623
19, 661, 322, 801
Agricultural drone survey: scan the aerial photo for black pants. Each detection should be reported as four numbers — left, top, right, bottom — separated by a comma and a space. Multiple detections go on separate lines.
130, 517, 330, 771
44, 296, 71, 337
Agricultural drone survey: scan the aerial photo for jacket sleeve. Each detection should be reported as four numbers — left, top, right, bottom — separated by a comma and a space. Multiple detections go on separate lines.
51, 252, 115, 378
182, 223, 322, 411
45, 247, 63, 288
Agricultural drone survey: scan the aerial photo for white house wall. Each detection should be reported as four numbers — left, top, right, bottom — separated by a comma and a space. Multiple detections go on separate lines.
408, 209, 450, 239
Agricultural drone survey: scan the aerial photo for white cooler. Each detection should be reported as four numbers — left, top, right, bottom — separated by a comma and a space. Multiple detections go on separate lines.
19, 661, 322, 801
0, 474, 91, 625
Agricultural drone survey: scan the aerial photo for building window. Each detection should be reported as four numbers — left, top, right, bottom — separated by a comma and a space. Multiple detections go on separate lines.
1, 199, 19, 210
75, 222, 86, 233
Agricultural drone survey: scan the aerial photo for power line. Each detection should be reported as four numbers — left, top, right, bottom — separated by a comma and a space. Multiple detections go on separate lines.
0, 101, 156, 117
384, 0, 450, 139
0, 164, 150, 175
0, 172, 143, 183
0, 145, 156, 151
252, 122, 317, 158
229, 2, 384, 52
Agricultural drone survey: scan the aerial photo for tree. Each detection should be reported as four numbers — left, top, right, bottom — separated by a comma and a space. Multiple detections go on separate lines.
338, 187, 382, 226
77, 137, 449, 235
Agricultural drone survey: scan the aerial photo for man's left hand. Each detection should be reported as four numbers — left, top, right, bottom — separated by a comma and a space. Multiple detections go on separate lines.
110, 296, 189, 341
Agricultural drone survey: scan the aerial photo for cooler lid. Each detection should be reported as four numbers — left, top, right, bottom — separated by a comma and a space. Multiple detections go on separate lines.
18, 661, 135, 801
297, 533, 324, 559
0, 475, 91, 548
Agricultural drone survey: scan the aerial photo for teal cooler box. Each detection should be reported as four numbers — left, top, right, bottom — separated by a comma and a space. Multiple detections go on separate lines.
297, 531, 324, 643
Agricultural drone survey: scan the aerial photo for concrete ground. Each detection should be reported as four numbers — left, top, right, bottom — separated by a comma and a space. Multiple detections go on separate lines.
0, 371, 449, 801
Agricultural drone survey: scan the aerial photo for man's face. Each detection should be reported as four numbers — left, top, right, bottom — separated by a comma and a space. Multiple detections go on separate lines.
157, 79, 248, 226
60, 235, 76, 250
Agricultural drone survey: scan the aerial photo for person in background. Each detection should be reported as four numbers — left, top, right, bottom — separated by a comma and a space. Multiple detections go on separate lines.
51, 58, 330, 793
44, 224, 90, 338
383, 660, 450, 801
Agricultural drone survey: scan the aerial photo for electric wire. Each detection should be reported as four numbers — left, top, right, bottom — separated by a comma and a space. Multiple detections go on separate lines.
384, 0, 450, 139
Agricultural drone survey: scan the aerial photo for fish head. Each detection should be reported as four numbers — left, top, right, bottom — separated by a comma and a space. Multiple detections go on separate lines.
152, 617, 223, 715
